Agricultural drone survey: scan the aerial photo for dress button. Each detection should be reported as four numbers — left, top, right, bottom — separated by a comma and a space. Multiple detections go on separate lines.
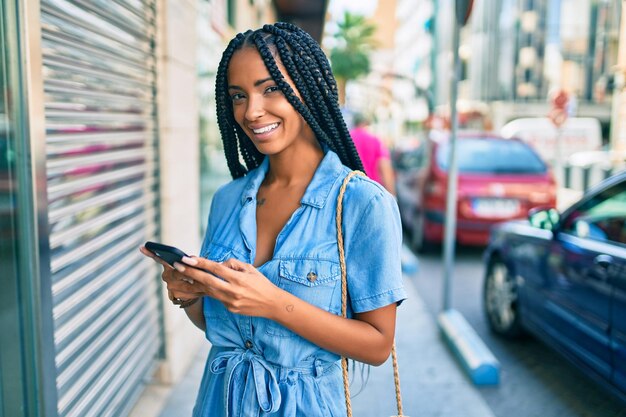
307, 271, 317, 282
245, 340, 253, 349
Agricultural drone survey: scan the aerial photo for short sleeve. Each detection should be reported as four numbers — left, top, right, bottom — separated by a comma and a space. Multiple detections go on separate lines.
343, 188, 407, 313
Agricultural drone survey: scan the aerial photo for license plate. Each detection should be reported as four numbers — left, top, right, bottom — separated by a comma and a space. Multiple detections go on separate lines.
472, 198, 520, 218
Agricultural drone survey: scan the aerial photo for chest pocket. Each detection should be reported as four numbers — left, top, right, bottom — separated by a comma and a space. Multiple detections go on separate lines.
266, 258, 341, 338
202, 243, 232, 321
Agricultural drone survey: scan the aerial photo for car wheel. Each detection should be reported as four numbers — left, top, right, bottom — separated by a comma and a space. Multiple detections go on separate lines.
411, 210, 433, 253
483, 258, 524, 338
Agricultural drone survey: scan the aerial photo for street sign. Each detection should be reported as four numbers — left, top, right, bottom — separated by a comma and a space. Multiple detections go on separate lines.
548, 89, 569, 128
456, 0, 474, 26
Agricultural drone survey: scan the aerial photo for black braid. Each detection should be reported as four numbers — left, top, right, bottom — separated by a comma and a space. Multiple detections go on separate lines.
215, 23, 364, 178
278, 25, 363, 169
272, 29, 352, 163
261, 23, 349, 158
270, 24, 363, 170
215, 32, 251, 178
253, 33, 335, 147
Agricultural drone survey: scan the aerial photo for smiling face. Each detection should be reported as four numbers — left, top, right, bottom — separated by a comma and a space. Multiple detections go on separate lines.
227, 46, 317, 156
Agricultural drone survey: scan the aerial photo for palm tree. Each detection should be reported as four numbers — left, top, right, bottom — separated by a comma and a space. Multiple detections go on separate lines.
329, 12, 377, 105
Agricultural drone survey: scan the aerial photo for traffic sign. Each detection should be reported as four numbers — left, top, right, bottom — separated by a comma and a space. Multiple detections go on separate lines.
548, 89, 569, 127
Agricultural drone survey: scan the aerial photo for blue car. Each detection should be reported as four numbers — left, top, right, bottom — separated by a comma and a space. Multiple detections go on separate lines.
483, 170, 626, 403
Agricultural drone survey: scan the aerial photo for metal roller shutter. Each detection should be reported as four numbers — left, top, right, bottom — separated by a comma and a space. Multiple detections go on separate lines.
40, 1, 161, 416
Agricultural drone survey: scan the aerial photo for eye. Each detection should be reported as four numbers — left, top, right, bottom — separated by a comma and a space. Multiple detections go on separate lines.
264, 85, 280, 94
230, 93, 246, 102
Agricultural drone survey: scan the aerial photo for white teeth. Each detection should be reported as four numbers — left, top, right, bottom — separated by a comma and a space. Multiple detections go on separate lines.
252, 123, 278, 134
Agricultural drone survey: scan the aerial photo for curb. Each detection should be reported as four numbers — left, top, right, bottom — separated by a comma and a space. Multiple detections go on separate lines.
438, 309, 500, 386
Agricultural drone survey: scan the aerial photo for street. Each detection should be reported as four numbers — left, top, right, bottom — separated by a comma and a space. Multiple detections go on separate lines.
410, 245, 626, 417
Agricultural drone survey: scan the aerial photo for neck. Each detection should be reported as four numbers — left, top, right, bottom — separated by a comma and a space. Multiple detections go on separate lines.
265, 141, 324, 187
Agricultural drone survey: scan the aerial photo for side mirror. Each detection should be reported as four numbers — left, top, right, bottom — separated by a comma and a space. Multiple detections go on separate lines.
528, 207, 560, 231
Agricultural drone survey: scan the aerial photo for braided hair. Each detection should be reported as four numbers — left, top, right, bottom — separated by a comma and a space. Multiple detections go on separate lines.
215, 22, 364, 178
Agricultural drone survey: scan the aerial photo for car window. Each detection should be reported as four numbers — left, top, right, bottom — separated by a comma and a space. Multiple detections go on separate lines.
561, 182, 626, 245
393, 146, 426, 171
436, 138, 546, 174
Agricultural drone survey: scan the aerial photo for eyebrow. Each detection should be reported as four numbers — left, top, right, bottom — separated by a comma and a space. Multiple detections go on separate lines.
228, 77, 274, 90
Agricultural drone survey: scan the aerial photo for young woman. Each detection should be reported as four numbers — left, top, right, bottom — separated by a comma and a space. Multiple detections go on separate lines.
141, 22, 406, 417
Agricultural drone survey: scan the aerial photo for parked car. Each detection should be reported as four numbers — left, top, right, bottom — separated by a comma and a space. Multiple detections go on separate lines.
392, 132, 557, 251
483, 171, 626, 403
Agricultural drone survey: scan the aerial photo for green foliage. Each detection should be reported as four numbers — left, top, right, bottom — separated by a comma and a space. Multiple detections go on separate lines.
330, 12, 377, 82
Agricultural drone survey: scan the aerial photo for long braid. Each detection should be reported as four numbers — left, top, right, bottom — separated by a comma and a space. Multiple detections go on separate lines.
253, 33, 335, 147
215, 23, 364, 178
267, 24, 363, 170
287, 33, 352, 162
263, 24, 348, 158
285, 27, 363, 170
275, 22, 340, 101
273, 36, 339, 148
215, 33, 249, 178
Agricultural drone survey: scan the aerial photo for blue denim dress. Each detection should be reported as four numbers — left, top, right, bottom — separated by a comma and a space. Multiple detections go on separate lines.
192, 149, 407, 417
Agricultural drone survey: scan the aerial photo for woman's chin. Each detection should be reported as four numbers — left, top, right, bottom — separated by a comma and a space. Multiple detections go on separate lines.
251, 140, 284, 155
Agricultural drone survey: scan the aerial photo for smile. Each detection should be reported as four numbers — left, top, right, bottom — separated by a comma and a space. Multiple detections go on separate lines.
251, 123, 279, 134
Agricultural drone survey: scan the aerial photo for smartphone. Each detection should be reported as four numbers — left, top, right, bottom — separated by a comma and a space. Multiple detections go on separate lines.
144, 241, 189, 268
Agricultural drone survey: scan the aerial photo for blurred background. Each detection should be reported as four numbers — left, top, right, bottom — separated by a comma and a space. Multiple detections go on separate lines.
1, 0, 625, 417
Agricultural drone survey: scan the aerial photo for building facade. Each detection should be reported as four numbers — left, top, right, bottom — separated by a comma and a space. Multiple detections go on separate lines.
434, 0, 621, 134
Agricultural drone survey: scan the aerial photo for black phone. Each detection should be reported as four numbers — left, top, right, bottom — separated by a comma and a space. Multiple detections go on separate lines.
145, 241, 189, 268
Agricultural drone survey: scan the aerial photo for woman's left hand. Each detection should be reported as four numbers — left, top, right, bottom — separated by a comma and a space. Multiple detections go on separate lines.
171, 257, 281, 318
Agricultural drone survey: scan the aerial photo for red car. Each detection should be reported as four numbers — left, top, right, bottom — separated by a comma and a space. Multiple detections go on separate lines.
393, 132, 557, 251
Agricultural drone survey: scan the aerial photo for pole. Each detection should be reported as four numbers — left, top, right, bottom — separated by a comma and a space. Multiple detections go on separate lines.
442, 16, 461, 311
555, 125, 563, 187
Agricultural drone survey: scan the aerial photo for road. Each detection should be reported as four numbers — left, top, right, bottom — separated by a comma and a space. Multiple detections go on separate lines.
409, 245, 626, 417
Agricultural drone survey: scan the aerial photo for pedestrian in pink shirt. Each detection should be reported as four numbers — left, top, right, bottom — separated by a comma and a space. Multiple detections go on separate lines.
350, 113, 396, 196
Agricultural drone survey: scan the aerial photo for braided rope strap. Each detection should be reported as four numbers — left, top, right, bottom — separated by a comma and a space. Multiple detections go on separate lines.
336, 171, 405, 417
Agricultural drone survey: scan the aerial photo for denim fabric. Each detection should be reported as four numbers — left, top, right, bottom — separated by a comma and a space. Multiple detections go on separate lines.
192, 149, 407, 417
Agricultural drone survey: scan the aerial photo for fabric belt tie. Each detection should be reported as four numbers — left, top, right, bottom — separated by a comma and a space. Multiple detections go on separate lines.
210, 348, 281, 417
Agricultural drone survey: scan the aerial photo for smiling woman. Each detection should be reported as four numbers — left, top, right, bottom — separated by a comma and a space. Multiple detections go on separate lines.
140, 22, 407, 417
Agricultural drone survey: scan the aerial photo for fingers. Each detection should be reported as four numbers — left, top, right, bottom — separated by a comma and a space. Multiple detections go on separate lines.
164, 271, 204, 298
181, 256, 250, 280
222, 258, 252, 272
172, 261, 232, 292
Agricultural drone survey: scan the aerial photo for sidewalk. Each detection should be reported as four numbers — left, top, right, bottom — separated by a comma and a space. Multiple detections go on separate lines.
157, 273, 495, 416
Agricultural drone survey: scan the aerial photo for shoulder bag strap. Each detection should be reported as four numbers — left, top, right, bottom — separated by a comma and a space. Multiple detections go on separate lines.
336, 170, 405, 417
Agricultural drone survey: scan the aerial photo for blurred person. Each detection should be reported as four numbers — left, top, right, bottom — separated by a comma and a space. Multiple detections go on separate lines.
140, 23, 406, 417
349, 113, 397, 196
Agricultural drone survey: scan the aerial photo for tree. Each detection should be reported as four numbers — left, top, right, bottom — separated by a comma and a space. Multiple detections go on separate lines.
329, 12, 377, 105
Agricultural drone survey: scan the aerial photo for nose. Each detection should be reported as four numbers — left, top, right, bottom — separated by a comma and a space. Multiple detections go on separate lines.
244, 94, 265, 121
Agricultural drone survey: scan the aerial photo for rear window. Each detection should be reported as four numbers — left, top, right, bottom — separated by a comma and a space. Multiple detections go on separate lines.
437, 138, 547, 174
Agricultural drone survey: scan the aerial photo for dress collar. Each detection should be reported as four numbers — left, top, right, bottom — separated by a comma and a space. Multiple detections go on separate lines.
240, 146, 345, 209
